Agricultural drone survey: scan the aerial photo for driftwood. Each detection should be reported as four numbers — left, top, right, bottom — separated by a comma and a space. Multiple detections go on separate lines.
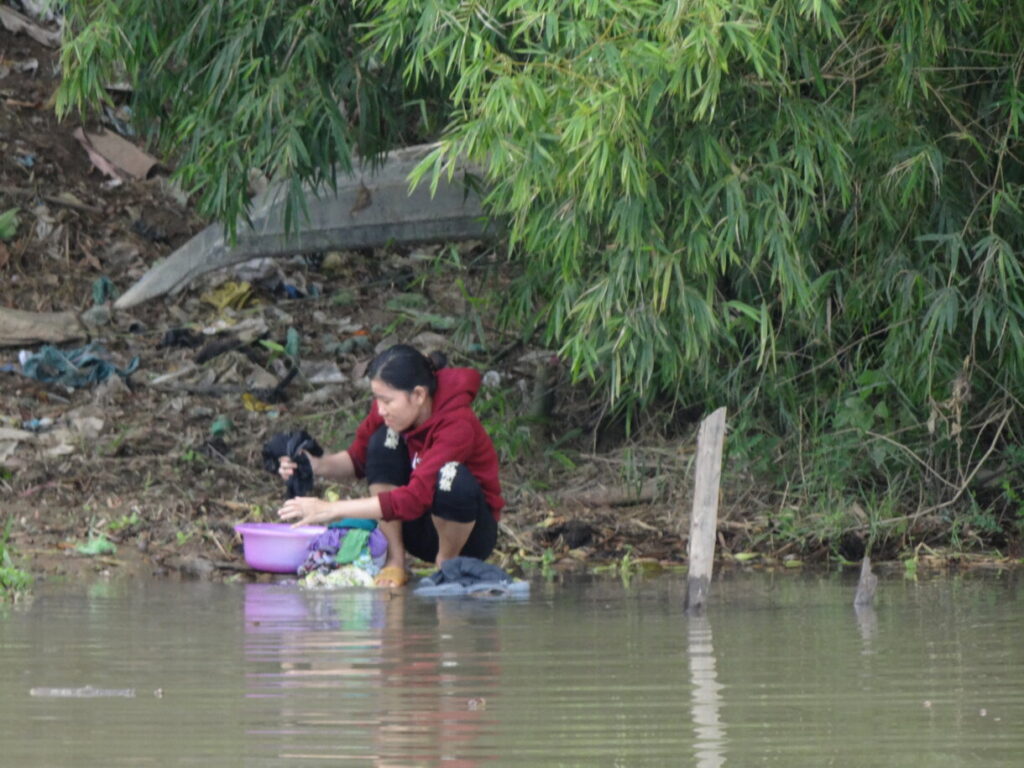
115, 144, 495, 309
0, 307, 85, 347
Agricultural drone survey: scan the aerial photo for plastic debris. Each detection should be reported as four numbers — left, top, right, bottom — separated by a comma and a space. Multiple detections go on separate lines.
157, 328, 204, 349
102, 104, 135, 137
285, 327, 300, 359
20, 343, 139, 389
386, 293, 429, 311
201, 281, 253, 311
72, 127, 159, 181
242, 392, 274, 412
131, 218, 168, 243
21, 417, 53, 433
0, 208, 18, 240
75, 536, 117, 556
91, 277, 118, 305
303, 360, 345, 385
209, 415, 233, 436
80, 304, 112, 329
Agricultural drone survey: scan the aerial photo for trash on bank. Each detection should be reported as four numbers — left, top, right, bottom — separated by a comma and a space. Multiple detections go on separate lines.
201, 281, 253, 311
20, 343, 139, 388
0, 208, 18, 240
79, 304, 112, 329
72, 127, 159, 181
209, 415, 233, 437
0, 5, 61, 47
21, 417, 53, 432
157, 328, 204, 350
302, 360, 346, 385
91, 276, 119, 305
102, 103, 135, 137
74, 536, 117, 557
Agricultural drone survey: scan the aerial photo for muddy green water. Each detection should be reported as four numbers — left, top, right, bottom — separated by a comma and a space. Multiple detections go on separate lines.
1, 571, 1021, 766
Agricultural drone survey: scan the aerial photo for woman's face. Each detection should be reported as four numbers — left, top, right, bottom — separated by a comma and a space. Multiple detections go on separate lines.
371, 378, 429, 432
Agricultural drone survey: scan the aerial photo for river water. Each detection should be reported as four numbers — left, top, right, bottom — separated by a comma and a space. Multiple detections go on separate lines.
1, 569, 1021, 766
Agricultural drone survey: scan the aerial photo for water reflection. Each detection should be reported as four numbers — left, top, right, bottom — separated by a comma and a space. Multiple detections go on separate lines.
854, 603, 878, 652
687, 615, 727, 767
3, 574, 1023, 766
242, 584, 499, 765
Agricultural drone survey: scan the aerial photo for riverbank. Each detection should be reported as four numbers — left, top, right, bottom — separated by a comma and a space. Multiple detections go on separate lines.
2, 21, 1020, 594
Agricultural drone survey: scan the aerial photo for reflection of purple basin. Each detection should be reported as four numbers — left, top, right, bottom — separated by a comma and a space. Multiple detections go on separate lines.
234, 522, 325, 573
243, 583, 310, 626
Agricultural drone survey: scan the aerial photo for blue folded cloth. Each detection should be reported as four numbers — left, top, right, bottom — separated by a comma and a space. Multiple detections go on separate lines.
413, 556, 530, 599
413, 580, 531, 598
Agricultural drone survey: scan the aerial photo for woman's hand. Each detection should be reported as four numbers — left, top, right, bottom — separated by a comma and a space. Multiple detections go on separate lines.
278, 455, 298, 481
277, 497, 332, 527
277, 451, 320, 482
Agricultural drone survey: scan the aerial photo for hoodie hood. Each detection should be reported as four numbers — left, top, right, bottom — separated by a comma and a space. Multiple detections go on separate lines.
427, 367, 481, 417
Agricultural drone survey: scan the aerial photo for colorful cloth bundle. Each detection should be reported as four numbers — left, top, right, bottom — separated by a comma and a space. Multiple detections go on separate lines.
297, 519, 387, 585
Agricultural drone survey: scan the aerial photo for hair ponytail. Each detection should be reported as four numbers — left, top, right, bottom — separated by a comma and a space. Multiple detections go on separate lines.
369, 344, 446, 395
426, 350, 447, 375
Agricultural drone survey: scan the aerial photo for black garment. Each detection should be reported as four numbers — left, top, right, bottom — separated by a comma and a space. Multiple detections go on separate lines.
261, 430, 324, 498
365, 424, 497, 563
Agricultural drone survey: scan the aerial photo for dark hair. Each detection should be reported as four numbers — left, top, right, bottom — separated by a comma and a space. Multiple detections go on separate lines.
368, 344, 447, 395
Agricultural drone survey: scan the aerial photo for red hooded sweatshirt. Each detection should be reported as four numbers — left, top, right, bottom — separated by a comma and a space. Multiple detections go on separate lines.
346, 367, 505, 523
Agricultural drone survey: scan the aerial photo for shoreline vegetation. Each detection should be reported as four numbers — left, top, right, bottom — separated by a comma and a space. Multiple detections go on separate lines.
4, 2, 1024, 595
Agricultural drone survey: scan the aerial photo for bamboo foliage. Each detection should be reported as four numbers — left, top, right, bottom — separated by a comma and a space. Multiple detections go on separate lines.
57, 1, 444, 235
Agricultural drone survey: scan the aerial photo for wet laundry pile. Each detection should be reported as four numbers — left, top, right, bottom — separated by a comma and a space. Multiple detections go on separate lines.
414, 556, 530, 599
297, 519, 388, 589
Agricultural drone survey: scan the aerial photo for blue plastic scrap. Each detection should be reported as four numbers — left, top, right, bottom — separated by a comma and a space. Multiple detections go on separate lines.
20, 343, 139, 388
92, 276, 119, 305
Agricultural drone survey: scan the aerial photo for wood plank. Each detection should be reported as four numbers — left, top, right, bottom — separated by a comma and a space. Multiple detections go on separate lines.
0, 307, 85, 348
115, 144, 495, 309
685, 406, 727, 614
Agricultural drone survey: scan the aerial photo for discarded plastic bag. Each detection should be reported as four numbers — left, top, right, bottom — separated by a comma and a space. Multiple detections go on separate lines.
72, 127, 159, 181
75, 536, 117, 556
20, 343, 139, 388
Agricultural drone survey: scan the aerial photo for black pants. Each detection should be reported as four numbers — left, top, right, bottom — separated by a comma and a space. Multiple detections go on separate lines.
365, 425, 497, 563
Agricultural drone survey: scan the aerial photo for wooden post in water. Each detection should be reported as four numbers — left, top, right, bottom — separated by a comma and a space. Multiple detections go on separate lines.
686, 407, 727, 615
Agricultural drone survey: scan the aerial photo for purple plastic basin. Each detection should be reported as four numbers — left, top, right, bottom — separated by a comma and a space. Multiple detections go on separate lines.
234, 522, 326, 573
